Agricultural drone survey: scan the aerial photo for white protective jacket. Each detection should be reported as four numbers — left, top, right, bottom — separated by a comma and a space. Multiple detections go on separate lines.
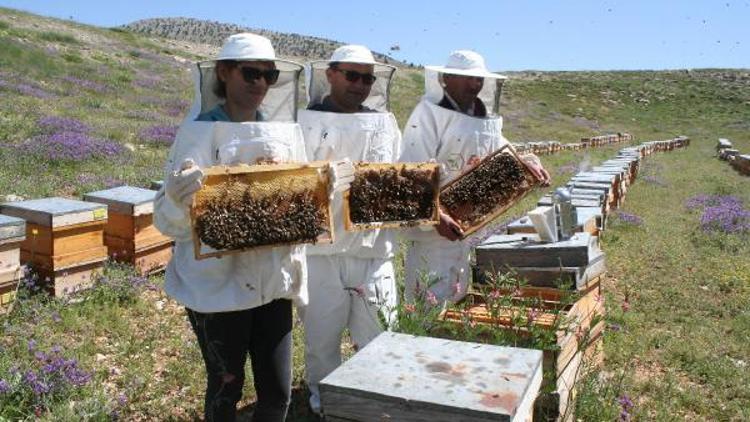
400, 90, 509, 301
298, 110, 401, 259
154, 63, 308, 313
401, 99, 510, 237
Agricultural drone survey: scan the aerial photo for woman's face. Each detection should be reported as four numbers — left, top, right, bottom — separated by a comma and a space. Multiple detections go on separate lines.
218, 60, 277, 113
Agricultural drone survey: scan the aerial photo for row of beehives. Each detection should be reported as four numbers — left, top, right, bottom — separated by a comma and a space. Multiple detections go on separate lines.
716, 138, 750, 176
512, 132, 635, 156
318, 136, 691, 422
0, 185, 171, 305
449, 135, 689, 421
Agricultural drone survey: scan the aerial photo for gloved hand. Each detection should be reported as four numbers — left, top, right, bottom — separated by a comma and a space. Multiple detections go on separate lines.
328, 158, 355, 194
521, 153, 551, 186
165, 158, 204, 207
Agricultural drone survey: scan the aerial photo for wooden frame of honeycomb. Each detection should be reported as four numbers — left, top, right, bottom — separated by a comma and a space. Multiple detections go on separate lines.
343, 162, 440, 231
439, 145, 540, 238
190, 162, 333, 260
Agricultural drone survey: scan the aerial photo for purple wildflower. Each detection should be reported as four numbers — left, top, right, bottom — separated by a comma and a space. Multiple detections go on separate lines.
163, 99, 190, 117
685, 194, 743, 211
128, 275, 148, 288
618, 394, 634, 421
0, 379, 10, 394
133, 76, 162, 89
76, 173, 98, 185
686, 195, 750, 234
17, 132, 126, 161
38, 115, 90, 134
27, 339, 37, 352
19, 83, 55, 99
700, 204, 750, 234
61, 76, 108, 93
139, 125, 178, 145
117, 392, 128, 406
4, 81, 56, 99
615, 211, 643, 226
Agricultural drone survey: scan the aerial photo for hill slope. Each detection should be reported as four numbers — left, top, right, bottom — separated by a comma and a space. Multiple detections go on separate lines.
121, 17, 407, 65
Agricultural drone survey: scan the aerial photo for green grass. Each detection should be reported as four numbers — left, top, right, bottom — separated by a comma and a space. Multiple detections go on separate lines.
37, 30, 79, 44
0, 6, 749, 421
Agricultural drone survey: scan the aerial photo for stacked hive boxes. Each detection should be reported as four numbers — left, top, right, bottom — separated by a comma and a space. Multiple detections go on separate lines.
0, 198, 108, 296
84, 186, 172, 275
0, 215, 25, 311
469, 232, 606, 420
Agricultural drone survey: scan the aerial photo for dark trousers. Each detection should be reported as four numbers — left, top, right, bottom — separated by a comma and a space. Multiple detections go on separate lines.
187, 299, 293, 422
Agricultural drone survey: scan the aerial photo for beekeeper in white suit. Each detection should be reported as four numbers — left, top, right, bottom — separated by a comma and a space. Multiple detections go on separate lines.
153, 33, 352, 422
401, 50, 550, 304
296, 44, 400, 416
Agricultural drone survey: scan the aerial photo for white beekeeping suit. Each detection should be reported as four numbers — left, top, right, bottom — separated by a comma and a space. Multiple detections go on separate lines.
296, 45, 400, 416
400, 50, 509, 303
153, 34, 309, 313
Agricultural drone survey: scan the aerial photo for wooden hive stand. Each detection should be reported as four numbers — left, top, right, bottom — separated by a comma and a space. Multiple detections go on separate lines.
84, 186, 173, 276
0, 214, 25, 312
0, 198, 108, 297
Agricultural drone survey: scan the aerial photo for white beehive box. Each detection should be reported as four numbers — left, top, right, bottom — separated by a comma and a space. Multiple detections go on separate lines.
320, 332, 543, 422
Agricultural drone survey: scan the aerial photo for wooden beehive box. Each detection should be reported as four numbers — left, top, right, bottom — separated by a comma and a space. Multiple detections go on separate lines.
731, 154, 750, 176
440, 286, 605, 421
591, 166, 630, 186
440, 145, 540, 238
343, 162, 440, 231
320, 332, 543, 422
191, 162, 333, 260
574, 207, 605, 236
473, 232, 603, 291
83, 186, 173, 275
0, 198, 107, 296
0, 214, 25, 311
537, 193, 608, 219
602, 158, 639, 183
566, 181, 615, 210
506, 206, 602, 238
571, 173, 622, 207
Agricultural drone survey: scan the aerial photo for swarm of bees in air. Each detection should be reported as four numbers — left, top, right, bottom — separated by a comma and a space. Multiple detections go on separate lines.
349, 166, 436, 224
440, 152, 531, 230
196, 186, 326, 251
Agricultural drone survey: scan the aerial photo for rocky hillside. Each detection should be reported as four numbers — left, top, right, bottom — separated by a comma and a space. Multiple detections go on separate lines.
121, 17, 407, 65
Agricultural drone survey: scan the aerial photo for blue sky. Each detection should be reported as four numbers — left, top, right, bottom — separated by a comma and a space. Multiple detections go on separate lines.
1, 0, 748, 71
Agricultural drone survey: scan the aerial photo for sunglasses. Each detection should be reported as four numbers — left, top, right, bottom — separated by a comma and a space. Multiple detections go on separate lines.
239, 66, 280, 85
333, 68, 377, 85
